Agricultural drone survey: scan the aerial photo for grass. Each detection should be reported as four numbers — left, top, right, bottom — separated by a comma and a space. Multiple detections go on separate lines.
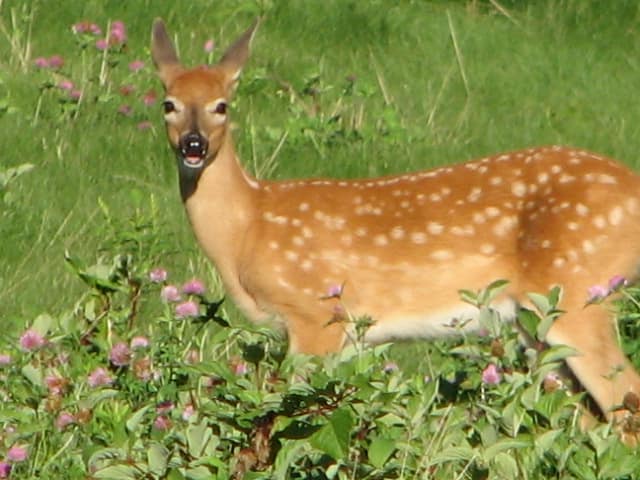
2, 0, 640, 323
2, 1, 640, 477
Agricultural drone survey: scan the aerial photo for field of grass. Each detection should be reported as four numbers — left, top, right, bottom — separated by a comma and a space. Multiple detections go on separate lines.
3, 0, 640, 323
2, 0, 640, 478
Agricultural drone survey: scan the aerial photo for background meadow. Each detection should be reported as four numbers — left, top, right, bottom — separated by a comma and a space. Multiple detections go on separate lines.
2, 0, 640, 478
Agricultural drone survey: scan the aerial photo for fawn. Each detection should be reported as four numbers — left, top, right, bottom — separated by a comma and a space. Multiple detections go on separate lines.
151, 19, 640, 435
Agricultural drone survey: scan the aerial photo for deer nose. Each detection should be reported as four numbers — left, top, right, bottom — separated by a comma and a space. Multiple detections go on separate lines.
179, 132, 208, 161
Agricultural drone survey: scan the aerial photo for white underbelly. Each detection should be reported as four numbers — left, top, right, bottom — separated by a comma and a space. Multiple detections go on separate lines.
363, 299, 518, 344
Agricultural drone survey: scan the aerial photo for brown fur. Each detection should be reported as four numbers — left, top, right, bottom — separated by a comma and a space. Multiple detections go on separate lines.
151, 19, 640, 437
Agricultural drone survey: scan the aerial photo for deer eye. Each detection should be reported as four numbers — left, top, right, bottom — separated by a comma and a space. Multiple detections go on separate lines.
163, 100, 176, 114
214, 102, 227, 115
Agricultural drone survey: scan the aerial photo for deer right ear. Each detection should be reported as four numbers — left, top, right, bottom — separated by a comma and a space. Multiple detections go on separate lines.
151, 19, 183, 87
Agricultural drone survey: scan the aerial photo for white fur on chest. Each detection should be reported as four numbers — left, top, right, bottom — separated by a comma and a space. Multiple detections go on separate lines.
363, 299, 518, 344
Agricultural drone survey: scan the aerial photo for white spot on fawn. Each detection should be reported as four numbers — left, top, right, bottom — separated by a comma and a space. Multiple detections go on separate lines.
411, 232, 428, 244
427, 222, 444, 235
609, 206, 623, 226
374, 234, 388, 246
431, 249, 453, 261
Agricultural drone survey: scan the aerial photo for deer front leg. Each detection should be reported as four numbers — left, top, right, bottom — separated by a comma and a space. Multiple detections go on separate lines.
280, 303, 349, 355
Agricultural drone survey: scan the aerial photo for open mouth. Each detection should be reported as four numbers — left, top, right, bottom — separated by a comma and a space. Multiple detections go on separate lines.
179, 133, 208, 169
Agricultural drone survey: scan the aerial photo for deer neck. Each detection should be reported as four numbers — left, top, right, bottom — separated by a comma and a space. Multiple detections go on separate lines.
180, 132, 259, 275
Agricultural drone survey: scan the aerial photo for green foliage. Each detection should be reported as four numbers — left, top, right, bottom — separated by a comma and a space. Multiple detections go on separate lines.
1, 235, 640, 478
2, 1, 640, 478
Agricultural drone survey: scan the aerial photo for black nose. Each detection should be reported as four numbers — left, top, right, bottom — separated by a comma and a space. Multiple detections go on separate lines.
179, 133, 208, 159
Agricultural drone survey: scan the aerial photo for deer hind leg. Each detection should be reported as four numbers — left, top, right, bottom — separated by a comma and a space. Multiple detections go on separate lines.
546, 303, 640, 438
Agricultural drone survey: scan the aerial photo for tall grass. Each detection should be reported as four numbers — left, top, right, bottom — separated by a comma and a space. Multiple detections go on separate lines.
1, 0, 640, 324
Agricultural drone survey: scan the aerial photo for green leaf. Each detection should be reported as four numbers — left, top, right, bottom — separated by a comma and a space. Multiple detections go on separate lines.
187, 421, 213, 457
93, 465, 139, 479
528, 292, 551, 315
517, 308, 540, 340
534, 429, 563, 456
479, 279, 510, 305
21, 364, 43, 388
31, 313, 54, 335
126, 404, 152, 433
491, 451, 519, 477
538, 345, 577, 365
483, 437, 531, 461
428, 446, 475, 466
309, 407, 354, 460
368, 437, 396, 469
273, 440, 310, 479
148, 442, 169, 476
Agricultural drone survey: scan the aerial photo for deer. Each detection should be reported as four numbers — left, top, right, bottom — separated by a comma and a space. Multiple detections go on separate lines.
151, 18, 640, 439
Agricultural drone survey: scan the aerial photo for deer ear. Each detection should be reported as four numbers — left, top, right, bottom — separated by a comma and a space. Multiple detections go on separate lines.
151, 18, 183, 87
218, 19, 260, 90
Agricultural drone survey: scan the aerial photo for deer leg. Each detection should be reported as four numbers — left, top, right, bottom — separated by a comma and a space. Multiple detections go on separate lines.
546, 304, 640, 441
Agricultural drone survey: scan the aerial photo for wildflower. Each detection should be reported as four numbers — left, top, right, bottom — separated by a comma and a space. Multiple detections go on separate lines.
149, 267, 167, 283
161, 285, 181, 302
542, 372, 563, 393
175, 300, 199, 318
137, 121, 152, 131
232, 359, 249, 376
55, 411, 75, 430
0, 354, 11, 366
58, 80, 74, 91
133, 356, 152, 381
34, 57, 50, 68
72, 21, 101, 35
128, 60, 144, 72
204, 39, 215, 53
182, 404, 195, 421
184, 349, 200, 364
117, 104, 132, 116
182, 278, 205, 296
490, 339, 505, 358
7, 445, 27, 462
48, 55, 64, 69
0, 462, 10, 478
481, 363, 501, 385
325, 283, 343, 299
110, 20, 127, 44
69, 89, 82, 101
587, 284, 609, 303
95, 38, 108, 50
56, 352, 70, 365
156, 401, 174, 415
608, 274, 627, 292
382, 361, 399, 374
119, 84, 135, 96
142, 89, 157, 106
45, 374, 68, 396
623, 391, 640, 414
87, 367, 113, 387
19, 329, 45, 351
72, 21, 89, 34
109, 342, 131, 367
153, 415, 172, 431
130, 336, 149, 349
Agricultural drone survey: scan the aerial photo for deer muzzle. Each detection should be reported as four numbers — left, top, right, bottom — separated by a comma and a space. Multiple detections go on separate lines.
178, 132, 209, 169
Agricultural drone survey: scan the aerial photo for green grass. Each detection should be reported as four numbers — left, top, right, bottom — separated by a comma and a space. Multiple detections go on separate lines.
3, 2, 640, 477
2, 0, 640, 325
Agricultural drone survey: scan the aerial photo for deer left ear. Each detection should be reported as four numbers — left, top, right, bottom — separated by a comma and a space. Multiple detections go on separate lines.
218, 19, 260, 90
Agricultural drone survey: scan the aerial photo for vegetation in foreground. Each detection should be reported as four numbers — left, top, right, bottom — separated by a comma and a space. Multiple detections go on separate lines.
2, 1, 640, 478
